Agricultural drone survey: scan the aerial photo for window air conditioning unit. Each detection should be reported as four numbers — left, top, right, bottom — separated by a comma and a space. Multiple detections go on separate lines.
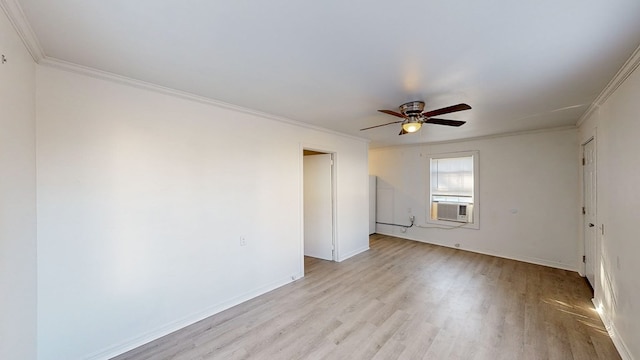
436, 202, 473, 223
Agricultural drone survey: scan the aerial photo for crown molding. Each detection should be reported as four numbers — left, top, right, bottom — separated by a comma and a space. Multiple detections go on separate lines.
577, 44, 640, 127
0, 0, 366, 145
39, 57, 370, 144
0, 0, 44, 61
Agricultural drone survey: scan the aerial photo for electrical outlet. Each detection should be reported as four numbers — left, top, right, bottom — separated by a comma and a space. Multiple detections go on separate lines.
240, 236, 247, 246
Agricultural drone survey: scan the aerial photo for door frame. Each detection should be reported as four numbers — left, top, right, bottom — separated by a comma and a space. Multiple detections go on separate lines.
300, 144, 337, 275
581, 136, 597, 288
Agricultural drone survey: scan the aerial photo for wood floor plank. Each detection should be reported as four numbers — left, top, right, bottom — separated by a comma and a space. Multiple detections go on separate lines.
112, 234, 620, 360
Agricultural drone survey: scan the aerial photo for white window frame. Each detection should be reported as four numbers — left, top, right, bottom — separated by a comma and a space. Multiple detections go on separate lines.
426, 150, 480, 229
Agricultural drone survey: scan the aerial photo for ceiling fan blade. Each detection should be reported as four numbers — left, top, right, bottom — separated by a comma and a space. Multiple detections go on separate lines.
423, 103, 471, 118
424, 118, 466, 127
378, 109, 407, 118
360, 120, 403, 131
399, 128, 408, 135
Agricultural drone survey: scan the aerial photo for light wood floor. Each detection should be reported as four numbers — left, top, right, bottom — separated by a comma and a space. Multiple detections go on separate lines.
113, 234, 620, 360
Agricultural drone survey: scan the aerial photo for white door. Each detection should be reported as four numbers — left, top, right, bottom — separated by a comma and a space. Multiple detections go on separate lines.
583, 139, 596, 288
304, 154, 333, 260
369, 175, 377, 235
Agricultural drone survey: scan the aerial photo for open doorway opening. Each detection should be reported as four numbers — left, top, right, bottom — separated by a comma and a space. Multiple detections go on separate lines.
302, 149, 336, 273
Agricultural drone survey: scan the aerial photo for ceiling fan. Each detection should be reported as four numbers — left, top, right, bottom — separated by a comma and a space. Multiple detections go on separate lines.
361, 101, 471, 135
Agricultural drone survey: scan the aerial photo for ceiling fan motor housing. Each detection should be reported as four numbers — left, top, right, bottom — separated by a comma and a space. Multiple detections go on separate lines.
399, 101, 425, 116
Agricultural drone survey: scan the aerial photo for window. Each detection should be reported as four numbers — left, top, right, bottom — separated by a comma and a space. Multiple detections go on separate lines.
428, 151, 479, 228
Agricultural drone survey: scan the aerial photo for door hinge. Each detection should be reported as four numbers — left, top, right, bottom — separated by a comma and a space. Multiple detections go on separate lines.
582, 255, 586, 263
582, 158, 585, 166
582, 207, 586, 215
601, 224, 605, 235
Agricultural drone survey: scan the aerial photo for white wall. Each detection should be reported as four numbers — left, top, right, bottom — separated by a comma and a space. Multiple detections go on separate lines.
578, 53, 640, 360
35, 65, 369, 360
0, 8, 37, 360
369, 128, 579, 270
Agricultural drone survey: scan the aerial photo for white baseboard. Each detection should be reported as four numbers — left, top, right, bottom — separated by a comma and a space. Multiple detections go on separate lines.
337, 246, 369, 262
374, 231, 578, 272
609, 320, 634, 360
592, 298, 634, 360
86, 274, 300, 360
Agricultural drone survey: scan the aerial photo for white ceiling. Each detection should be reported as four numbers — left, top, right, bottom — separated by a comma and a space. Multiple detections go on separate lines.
12, 0, 640, 147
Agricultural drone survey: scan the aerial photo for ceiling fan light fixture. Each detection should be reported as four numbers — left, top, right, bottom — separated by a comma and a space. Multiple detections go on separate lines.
402, 119, 422, 133
365, 101, 471, 134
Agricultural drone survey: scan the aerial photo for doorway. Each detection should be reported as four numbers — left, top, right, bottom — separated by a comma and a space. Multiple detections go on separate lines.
582, 138, 596, 288
303, 149, 335, 264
